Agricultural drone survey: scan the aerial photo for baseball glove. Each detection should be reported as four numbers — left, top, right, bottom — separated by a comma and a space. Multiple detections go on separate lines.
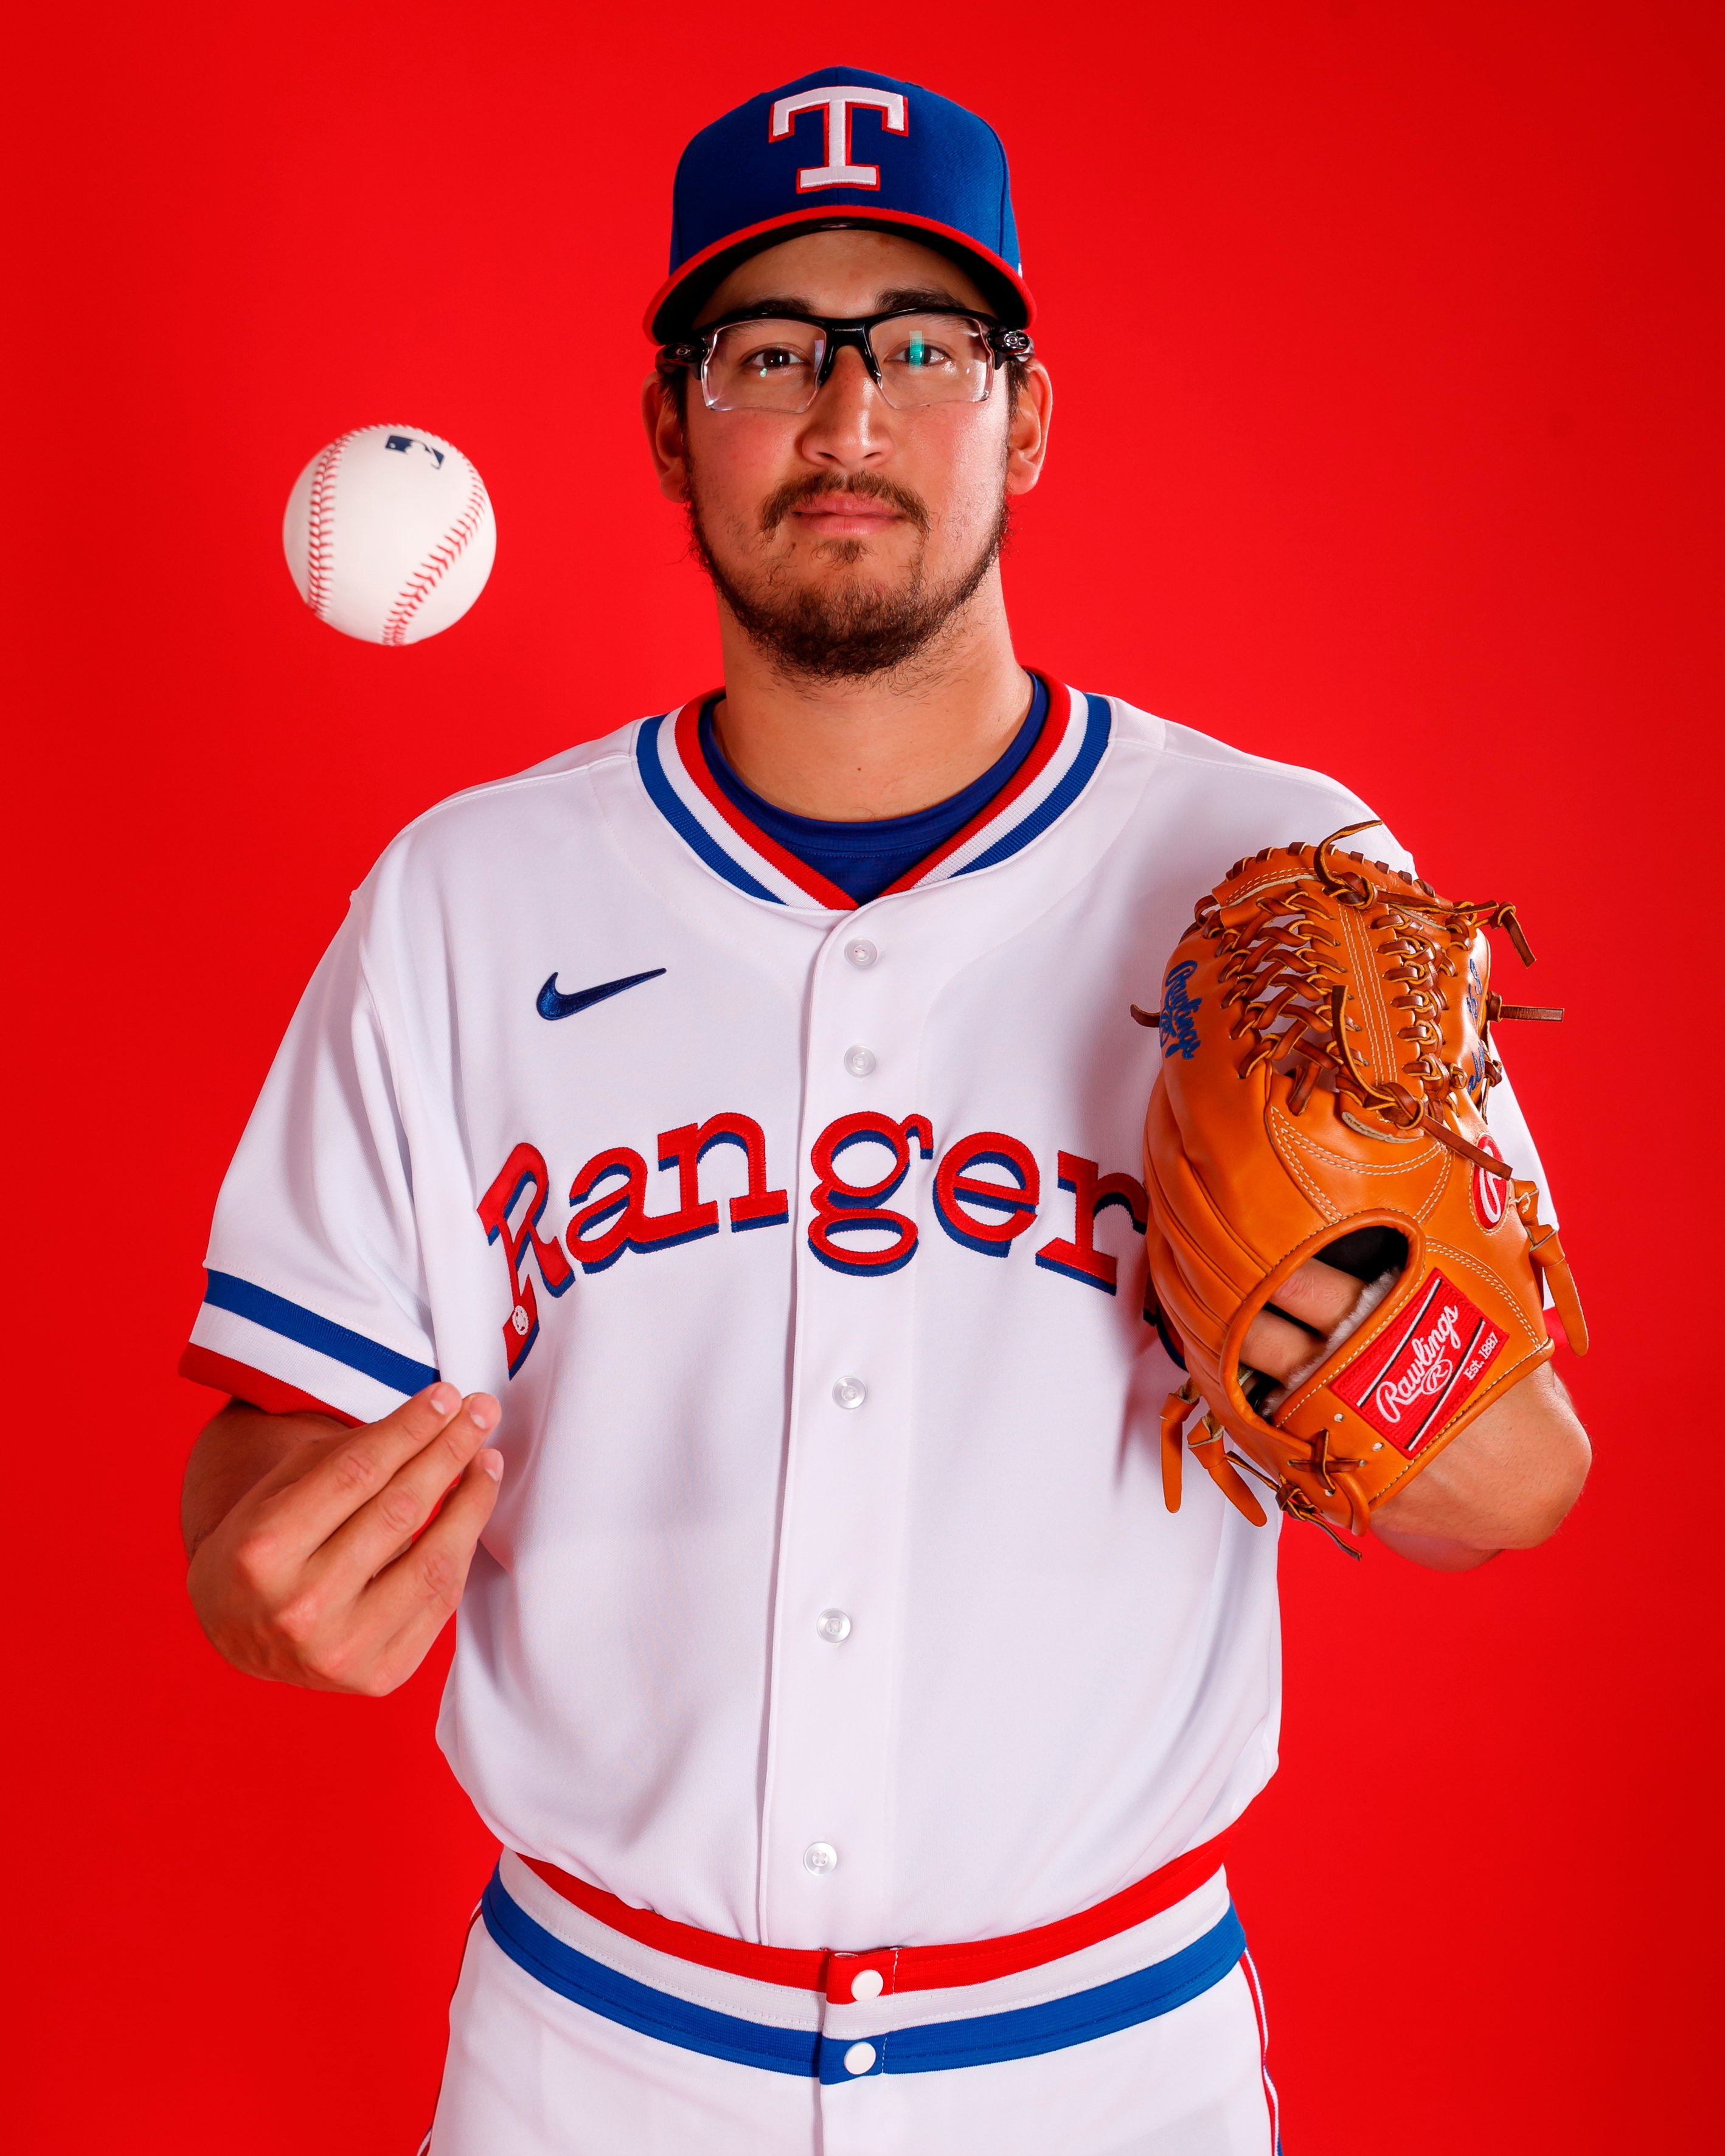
1137, 822, 1586, 1553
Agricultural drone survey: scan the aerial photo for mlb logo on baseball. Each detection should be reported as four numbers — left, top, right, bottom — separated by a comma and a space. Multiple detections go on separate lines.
385, 432, 445, 468
1335, 1271, 1505, 1455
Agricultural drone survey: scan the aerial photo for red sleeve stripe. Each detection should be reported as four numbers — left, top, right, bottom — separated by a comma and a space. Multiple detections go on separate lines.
177, 1344, 361, 1427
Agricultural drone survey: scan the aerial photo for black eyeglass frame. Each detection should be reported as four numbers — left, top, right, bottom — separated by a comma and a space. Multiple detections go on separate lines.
658, 307, 1036, 410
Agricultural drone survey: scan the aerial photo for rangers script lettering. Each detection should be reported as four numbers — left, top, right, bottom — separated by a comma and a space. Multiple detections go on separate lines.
480, 1111, 1154, 1367
477, 1142, 575, 1374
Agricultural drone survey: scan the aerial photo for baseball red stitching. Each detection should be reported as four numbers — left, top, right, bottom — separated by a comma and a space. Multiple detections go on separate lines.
383, 460, 490, 646
304, 433, 351, 619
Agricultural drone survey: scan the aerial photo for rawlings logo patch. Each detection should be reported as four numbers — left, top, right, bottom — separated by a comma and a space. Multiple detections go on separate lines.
1159, 960, 1203, 1060
1334, 1270, 1504, 1455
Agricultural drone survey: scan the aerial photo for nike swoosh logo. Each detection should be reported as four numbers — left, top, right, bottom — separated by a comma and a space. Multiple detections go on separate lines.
536, 968, 666, 1021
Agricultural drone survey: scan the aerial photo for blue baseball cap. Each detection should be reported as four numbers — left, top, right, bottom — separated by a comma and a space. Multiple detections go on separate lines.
647, 66, 1033, 341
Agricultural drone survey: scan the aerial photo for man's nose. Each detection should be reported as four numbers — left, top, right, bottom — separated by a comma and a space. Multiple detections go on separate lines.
795, 345, 889, 466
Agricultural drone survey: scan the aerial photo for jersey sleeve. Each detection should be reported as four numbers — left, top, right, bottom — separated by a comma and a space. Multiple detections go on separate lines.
179, 902, 440, 1425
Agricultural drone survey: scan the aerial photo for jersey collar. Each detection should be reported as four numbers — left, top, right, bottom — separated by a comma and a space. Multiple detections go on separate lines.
634, 677, 1112, 910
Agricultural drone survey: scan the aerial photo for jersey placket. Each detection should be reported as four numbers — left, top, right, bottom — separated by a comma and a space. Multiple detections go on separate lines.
759, 904, 934, 1955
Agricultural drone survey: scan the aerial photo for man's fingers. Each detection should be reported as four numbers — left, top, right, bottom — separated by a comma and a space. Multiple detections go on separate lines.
249, 1383, 474, 1561
1269, 1258, 1364, 1334
318, 1394, 501, 1583
1240, 1307, 1325, 1384
1239, 1259, 1369, 1384
347, 1452, 505, 1691
190, 1387, 504, 1697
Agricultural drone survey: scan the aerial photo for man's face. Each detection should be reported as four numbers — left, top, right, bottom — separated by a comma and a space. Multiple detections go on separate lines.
647, 229, 1049, 680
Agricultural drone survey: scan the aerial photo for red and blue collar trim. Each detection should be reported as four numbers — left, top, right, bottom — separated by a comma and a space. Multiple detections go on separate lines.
634, 678, 1111, 910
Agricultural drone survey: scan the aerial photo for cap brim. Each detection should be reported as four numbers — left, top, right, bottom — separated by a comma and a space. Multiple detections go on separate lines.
646, 207, 1033, 341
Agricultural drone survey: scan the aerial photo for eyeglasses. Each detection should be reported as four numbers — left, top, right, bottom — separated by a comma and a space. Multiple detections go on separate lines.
659, 308, 1035, 414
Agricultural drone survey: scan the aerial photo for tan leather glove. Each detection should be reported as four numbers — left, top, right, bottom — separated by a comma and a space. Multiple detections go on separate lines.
1139, 822, 1587, 1553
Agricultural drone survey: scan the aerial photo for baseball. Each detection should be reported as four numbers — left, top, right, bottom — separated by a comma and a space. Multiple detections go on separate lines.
282, 423, 496, 645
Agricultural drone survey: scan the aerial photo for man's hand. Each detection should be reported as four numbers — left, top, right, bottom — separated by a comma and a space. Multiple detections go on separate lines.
1239, 1260, 1589, 1568
184, 1384, 503, 1694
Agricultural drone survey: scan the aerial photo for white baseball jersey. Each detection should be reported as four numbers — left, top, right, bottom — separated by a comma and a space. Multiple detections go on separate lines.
186, 681, 1550, 1964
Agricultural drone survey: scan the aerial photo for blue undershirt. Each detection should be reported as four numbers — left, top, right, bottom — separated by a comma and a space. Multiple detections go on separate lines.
698, 673, 1049, 905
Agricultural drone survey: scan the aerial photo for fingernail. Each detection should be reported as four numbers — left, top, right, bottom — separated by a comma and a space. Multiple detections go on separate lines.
429, 1382, 459, 1415
479, 1449, 504, 1482
468, 1396, 500, 1433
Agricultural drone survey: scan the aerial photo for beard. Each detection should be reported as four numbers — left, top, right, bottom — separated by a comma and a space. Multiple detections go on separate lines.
685, 465, 1011, 683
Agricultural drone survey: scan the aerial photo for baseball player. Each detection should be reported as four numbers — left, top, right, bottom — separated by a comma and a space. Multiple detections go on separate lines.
179, 68, 1591, 2154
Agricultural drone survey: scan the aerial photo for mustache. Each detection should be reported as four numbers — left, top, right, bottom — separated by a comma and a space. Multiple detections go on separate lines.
759, 472, 931, 537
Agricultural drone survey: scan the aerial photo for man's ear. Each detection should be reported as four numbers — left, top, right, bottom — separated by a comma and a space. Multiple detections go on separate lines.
1004, 362, 1053, 497
642, 372, 690, 502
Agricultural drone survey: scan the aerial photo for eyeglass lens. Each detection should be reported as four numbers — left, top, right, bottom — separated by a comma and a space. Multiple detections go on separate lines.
701, 316, 994, 412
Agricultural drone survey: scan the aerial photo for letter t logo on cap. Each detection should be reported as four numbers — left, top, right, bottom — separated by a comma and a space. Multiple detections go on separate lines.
770, 84, 908, 191
647, 69, 1032, 340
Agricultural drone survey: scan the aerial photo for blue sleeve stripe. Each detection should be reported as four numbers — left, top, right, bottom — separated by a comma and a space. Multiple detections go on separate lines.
636, 716, 784, 905
202, 1272, 440, 1396
957, 692, 1114, 877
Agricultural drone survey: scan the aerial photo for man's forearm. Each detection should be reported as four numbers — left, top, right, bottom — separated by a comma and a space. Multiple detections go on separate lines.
1372, 1362, 1591, 1553
181, 1402, 344, 1558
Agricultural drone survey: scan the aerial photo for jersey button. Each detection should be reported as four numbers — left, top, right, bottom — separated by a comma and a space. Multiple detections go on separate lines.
850, 1967, 884, 2002
832, 1375, 867, 1410
816, 1608, 852, 1643
843, 2042, 878, 2076
843, 1044, 876, 1077
802, 1842, 839, 1875
844, 938, 878, 968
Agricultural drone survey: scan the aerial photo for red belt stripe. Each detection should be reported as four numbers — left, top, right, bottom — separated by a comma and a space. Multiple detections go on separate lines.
521, 1832, 1228, 2005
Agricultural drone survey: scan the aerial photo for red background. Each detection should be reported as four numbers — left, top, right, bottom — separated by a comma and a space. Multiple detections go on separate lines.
7, 5, 1720, 2149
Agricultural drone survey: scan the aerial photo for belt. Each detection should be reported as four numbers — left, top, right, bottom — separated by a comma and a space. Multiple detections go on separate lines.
482, 1836, 1245, 2082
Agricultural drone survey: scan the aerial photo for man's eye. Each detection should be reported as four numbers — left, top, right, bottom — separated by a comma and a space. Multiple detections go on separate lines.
886, 334, 956, 369
742, 345, 808, 375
